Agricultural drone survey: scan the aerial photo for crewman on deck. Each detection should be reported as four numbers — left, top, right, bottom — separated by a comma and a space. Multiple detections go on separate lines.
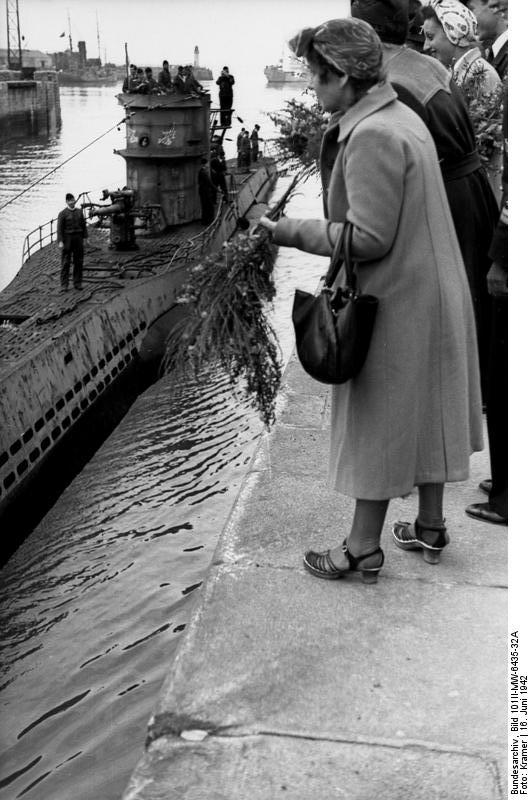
158, 60, 173, 91
130, 68, 146, 93
57, 193, 87, 291
250, 124, 261, 162
173, 66, 187, 93
183, 65, 204, 96
122, 63, 137, 93
216, 66, 235, 126
198, 159, 217, 225
143, 67, 160, 94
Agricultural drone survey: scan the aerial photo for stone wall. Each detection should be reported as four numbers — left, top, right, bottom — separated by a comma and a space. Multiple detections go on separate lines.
0, 70, 61, 140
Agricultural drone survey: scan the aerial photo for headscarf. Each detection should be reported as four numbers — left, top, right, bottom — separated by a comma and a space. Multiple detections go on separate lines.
289, 18, 383, 82
429, 0, 478, 47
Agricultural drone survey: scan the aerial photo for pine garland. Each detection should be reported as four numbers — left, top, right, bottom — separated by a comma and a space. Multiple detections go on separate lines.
162, 177, 300, 429
268, 94, 327, 178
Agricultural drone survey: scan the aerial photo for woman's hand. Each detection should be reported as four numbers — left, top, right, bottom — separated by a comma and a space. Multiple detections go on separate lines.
258, 216, 277, 233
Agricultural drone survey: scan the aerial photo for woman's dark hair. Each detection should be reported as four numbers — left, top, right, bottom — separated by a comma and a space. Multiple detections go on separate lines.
420, 5, 440, 24
305, 42, 381, 94
350, 1, 409, 45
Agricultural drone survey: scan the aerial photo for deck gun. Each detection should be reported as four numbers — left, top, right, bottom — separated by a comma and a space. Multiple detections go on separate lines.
84, 188, 138, 251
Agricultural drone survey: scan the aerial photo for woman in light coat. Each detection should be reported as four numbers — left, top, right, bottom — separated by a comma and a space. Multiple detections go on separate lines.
259, 18, 483, 582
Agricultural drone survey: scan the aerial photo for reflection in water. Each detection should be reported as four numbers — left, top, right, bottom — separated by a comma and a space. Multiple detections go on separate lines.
0, 85, 124, 285
0, 78, 328, 798
0, 368, 263, 800
0, 235, 326, 798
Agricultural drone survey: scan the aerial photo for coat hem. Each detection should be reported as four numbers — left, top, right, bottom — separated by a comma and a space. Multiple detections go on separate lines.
329, 468, 472, 501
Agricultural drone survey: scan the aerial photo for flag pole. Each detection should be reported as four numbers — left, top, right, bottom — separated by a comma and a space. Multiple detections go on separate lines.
124, 42, 129, 92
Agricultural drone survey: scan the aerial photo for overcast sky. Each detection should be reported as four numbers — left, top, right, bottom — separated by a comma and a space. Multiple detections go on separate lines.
16, 0, 349, 71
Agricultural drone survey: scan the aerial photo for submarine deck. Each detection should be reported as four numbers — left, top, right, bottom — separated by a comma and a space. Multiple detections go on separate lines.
0, 160, 273, 378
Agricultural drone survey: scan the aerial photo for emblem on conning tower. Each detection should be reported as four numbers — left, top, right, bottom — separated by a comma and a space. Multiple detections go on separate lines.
158, 125, 178, 146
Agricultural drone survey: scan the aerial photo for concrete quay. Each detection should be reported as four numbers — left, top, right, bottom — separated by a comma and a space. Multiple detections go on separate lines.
123, 353, 508, 800
0, 69, 61, 140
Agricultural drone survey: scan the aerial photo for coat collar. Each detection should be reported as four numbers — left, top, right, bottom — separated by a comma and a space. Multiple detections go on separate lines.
334, 82, 398, 143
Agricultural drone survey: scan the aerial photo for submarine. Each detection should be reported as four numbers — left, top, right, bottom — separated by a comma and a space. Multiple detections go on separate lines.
0, 87, 277, 534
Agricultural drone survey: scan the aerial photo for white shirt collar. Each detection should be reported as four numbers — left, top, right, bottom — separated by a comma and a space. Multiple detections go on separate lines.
492, 30, 508, 58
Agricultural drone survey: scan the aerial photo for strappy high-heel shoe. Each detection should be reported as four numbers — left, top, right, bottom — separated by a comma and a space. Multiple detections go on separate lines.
303, 539, 385, 584
391, 519, 449, 564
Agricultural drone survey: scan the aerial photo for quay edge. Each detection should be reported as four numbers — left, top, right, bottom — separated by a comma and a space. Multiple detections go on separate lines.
121, 354, 507, 800
0, 68, 61, 140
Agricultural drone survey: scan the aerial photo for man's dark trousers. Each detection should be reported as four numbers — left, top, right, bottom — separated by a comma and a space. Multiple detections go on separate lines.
486, 296, 508, 519
61, 234, 84, 288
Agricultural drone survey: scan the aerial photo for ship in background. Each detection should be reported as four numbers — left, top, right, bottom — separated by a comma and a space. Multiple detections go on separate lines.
53, 12, 119, 86
264, 52, 308, 85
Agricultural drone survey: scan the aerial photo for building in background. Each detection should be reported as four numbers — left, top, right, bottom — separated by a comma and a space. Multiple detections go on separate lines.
0, 48, 54, 70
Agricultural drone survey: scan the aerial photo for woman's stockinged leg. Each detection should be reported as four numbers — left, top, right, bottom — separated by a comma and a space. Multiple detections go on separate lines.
327, 498, 389, 569
392, 482, 449, 563
417, 483, 445, 545
348, 498, 390, 556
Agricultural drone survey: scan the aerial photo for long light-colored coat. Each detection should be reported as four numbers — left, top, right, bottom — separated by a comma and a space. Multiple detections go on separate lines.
273, 82, 483, 500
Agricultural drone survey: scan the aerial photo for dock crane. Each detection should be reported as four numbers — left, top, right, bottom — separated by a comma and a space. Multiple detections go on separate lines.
5, 0, 22, 70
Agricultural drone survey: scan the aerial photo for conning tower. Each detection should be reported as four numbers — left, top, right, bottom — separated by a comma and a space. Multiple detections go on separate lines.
115, 92, 210, 228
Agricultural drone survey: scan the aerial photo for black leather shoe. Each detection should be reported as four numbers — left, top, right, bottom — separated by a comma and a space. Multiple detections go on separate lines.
465, 502, 507, 525
479, 479, 492, 495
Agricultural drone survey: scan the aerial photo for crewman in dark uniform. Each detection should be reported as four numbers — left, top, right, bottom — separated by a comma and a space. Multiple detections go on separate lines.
173, 66, 186, 93
158, 60, 173, 92
57, 193, 88, 290
250, 124, 261, 162
198, 159, 217, 224
122, 64, 137, 93
216, 66, 235, 126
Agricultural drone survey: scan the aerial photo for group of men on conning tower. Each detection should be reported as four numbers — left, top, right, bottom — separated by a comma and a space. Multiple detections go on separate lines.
121, 62, 235, 104
122, 62, 207, 96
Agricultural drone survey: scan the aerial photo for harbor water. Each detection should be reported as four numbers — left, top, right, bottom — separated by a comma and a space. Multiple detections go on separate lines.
0, 76, 318, 286
0, 81, 328, 798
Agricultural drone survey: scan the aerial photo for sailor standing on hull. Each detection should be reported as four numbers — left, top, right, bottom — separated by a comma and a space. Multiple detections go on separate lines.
57, 193, 87, 291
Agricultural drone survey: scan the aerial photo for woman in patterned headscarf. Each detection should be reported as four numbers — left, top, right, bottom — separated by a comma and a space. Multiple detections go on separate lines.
422, 1, 500, 93
259, 18, 482, 583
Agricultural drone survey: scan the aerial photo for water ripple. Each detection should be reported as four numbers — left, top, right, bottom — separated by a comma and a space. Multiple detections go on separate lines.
0, 119, 328, 798
17, 690, 91, 740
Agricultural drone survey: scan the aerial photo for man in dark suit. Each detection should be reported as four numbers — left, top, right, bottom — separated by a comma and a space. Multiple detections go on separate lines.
468, 0, 508, 76
57, 193, 87, 291
466, 1, 508, 525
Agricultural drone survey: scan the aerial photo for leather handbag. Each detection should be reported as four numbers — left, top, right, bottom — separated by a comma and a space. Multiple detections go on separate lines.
291, 221, 378, 384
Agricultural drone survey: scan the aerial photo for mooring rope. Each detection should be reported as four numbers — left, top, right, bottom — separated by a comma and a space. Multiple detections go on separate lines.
0, 116, 129, 213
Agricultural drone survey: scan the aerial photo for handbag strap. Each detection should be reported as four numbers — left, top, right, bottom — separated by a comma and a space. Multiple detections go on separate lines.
323, 221, 358, 292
